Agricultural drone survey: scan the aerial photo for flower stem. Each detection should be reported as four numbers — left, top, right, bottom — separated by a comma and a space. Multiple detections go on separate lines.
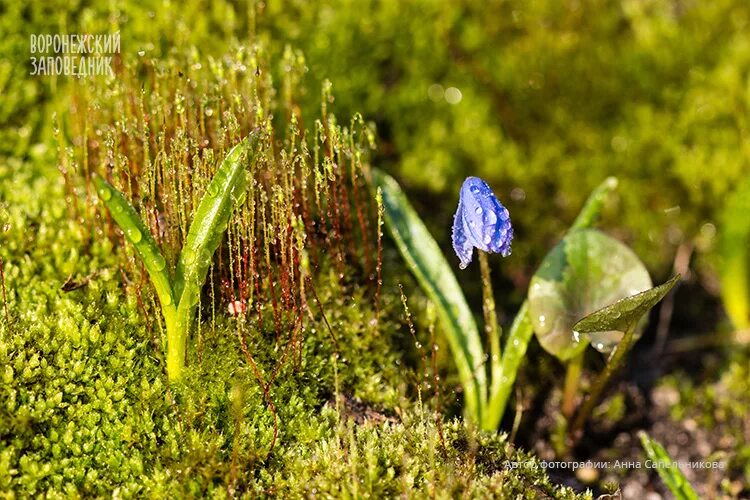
479, 251, 501, 399
562, 351, 583, 419
571, 322, 637, 439
164, 307, 186, 382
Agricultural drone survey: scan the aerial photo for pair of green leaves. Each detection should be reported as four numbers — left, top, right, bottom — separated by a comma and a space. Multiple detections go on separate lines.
95, 133, 257, 381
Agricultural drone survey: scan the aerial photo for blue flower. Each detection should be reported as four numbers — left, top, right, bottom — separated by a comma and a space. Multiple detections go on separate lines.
452, 176, 513, 269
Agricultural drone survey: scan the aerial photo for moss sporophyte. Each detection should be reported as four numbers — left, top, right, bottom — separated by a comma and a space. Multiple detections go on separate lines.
94, 133, 259, 382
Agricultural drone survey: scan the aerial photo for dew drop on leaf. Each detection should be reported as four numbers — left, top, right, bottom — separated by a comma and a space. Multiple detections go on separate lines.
183, 249, 195, 264
152, 255, 166, 271
127, 227, 142, 243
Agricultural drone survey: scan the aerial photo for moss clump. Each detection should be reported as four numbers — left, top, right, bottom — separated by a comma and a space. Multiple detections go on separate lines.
651, 350, 750, 494
0, 159, 586, 497
0, 24, 589, 498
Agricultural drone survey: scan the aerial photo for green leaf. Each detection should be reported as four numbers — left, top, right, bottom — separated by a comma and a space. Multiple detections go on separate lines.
570, 177, 618, 231
93, 175, 175, 312
719, 176, 750, 330
95, 135, 257, 382
372, 169, 486, 423
528, 229, 652, 360
574, 274, 681, 337
638, 431, 699, 500
174, 133, 257, 308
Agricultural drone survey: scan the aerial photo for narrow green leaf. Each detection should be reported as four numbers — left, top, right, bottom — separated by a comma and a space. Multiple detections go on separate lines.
638, 431, 699, 500
483, 301, 533, 429
719, 177, 750, 330
570, 177, 618, 231
93, 175, 175, 312
174, 133, 258, 308
574, 274, 681, 337
372, 169, 486, 423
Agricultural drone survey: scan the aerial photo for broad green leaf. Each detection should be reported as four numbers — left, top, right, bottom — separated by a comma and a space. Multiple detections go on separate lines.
638, 431, 699, 500
93, 175, 175, 312
528, 229, 652, 360
574, 274, 680, 337
372, 169, 486, 423
719, 177, 750, 330
174, 134, 257, 308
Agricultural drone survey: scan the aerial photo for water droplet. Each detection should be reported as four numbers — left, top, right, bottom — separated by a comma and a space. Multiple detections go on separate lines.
415, 342, 422, 349
513, 339, 519, 347
127, 227, 142, 243
596, 342, 604, 351
538, 314, 546, 324
475, 206, 483, 215
183, 249, 195, 264
470, 186, 480, 194
573, 331, 581, 343
162, 294, 172, 306
113, 204, 123, 213
459, 262, 468, 270
207, 183, 219, 197
152, 255, 166, 271
483, 234, 492, 245
98, 186, 112, 201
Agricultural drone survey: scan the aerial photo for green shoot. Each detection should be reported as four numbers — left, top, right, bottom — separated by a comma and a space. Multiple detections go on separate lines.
638, 431, 699, 500
95, 134, 258, 382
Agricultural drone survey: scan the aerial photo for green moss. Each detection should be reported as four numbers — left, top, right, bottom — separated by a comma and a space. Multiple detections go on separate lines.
4, 1, 746, 496
0, 157, 587, 497
650, 350, 750, 493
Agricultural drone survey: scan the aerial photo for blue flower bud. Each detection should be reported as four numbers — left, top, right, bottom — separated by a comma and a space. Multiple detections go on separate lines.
452, 176, 513, 269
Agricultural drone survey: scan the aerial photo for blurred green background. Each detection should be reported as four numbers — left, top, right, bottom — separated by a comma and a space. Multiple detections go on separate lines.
3, 0, 749, 294
2, 1, 750, 494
